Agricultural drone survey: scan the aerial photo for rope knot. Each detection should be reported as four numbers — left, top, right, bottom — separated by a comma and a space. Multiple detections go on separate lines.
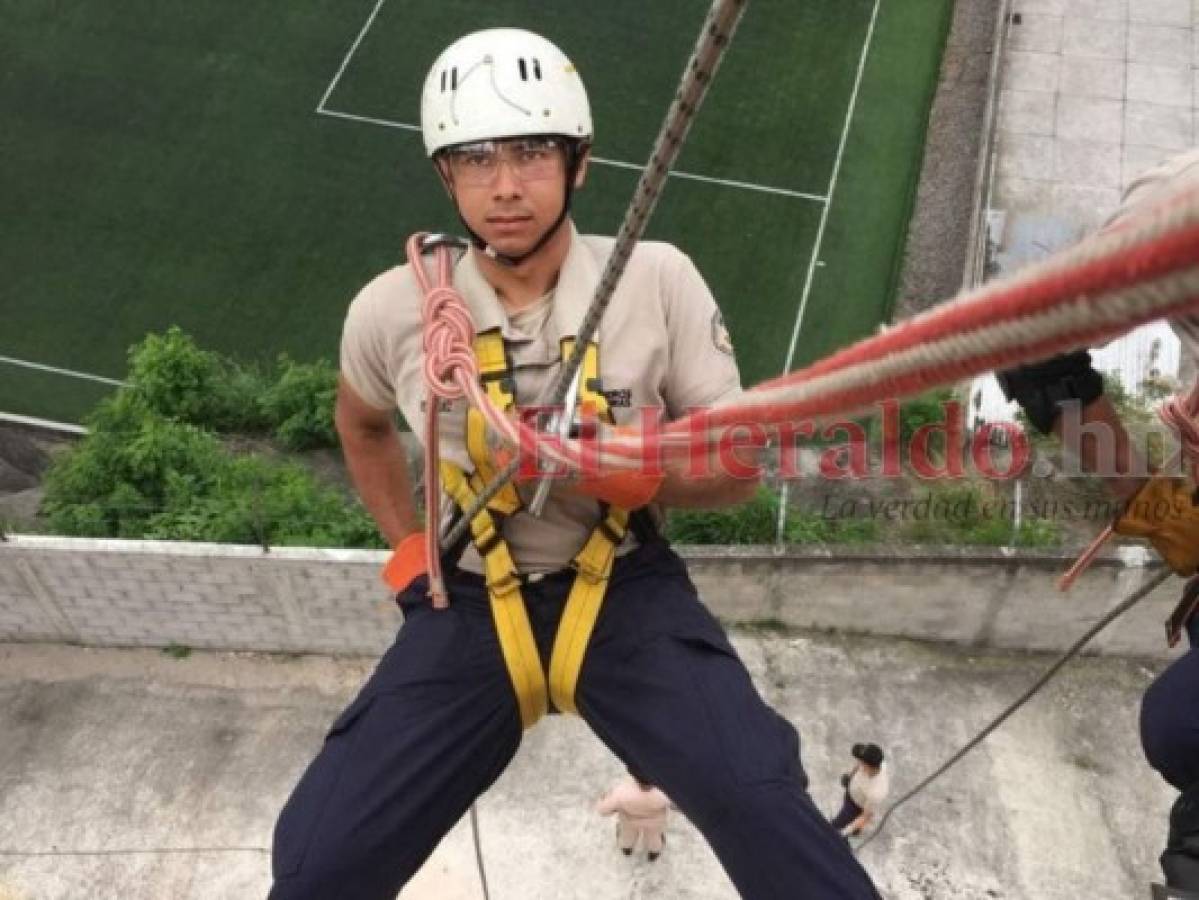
421, 286, 477, 399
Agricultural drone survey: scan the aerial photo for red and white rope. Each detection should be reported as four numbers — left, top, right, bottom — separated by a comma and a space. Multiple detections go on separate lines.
1160, 381, 1199, 484
414, 177, 1199, 471
408, 176, 1199, 591
599, 179, 1199, 464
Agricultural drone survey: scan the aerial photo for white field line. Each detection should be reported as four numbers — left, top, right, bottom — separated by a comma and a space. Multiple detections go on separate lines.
316, 108, 827, 202
586, 153, 827, 201
315, 0, 390, 112
316, 106, 419, 131
780, 0, 882, 376
0, 411, 87, 435
313, 2, 825, 202
776, 0, 882, 543
0, 354, 125, 387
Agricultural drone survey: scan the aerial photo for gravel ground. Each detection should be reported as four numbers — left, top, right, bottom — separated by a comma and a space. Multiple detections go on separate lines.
894, 0, 1002, 320
0, 632, 1173, 899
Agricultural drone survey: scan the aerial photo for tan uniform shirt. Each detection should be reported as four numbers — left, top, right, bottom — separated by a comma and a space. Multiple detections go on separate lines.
339, 224, 742, 573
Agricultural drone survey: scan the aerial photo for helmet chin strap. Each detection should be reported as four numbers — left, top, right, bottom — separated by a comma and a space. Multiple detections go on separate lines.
450, 141, 587, 269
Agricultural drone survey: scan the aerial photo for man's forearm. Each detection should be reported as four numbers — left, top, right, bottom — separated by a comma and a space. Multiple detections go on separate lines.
655, 443, 761, 508
656, 469, 759, 508
340, 425, 421, 546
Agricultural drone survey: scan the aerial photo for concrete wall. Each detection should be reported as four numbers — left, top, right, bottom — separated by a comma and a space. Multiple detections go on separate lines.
0, 535, 1181, 659
685, 544, 1177, 658
0, 537, 402, 655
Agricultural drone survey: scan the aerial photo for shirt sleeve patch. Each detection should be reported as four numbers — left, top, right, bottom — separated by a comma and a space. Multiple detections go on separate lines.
711, 309, 735, 356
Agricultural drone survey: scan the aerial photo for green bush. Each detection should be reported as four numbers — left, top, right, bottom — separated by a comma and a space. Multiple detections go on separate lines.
896, 388, 955, 445
259, 356, 338, 451
666, 487, 880, 545
42, 379, 380, 548
123, 328, 339, 446
42, 392, 225, 537
898, 481, 1061, 548
217, 364, 275, 433
667, 488, 780, 543
126, 326, 271, 433
1010, 517, 1061, 549
144, 455, 383, 548
127, 326, 224, 422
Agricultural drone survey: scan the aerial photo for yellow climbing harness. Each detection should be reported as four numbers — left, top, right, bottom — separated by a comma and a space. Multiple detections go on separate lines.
440, 331, 630, 728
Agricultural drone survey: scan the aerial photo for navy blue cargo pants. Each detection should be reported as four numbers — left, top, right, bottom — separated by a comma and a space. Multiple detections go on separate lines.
269, 540, 880, 899
830, 794, 863, 833
1141, 616, 1199, 888
1142, 616, 1199, 791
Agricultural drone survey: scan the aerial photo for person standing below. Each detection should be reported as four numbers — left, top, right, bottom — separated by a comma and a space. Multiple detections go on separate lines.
830, 743, 890, 839
597, 771, 672, 861
267, 26, 880, 900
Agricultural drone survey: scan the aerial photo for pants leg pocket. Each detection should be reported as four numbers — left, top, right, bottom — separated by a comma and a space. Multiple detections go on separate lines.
273, 692, 377, 880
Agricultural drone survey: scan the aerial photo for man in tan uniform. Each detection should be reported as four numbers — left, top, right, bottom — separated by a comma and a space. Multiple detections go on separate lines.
268, 27, 879, 900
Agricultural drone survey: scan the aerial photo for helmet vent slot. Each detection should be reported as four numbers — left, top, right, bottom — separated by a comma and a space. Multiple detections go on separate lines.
532, 58, 542, 79
518, 58, 528, 81
451, 67, 458, 90
440, 70, 447, 92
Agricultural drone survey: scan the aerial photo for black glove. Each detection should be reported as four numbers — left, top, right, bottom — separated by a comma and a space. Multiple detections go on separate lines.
840, 773, 850, 788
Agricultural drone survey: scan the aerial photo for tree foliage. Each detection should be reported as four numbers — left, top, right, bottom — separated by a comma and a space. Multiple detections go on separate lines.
42, 330, 382, 548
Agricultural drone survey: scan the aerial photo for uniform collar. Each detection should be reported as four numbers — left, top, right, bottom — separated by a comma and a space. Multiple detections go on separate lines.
453, 222, 600, 344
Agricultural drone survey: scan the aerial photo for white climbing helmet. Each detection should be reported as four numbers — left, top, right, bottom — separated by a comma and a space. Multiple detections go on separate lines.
420, 28, 592, 157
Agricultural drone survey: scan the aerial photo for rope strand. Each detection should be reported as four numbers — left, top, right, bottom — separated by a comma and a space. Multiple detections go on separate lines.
440, 0, 752, 548
855, 568, 1172, 854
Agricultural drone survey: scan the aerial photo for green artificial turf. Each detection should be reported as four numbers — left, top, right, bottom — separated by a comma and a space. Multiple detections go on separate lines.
0, 0, 952, 423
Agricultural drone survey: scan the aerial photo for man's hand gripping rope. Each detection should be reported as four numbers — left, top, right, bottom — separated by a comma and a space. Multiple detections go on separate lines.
1056, 379, 1199, 640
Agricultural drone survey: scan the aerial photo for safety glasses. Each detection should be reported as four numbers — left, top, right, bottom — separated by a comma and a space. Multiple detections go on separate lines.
443, 137, 567, 187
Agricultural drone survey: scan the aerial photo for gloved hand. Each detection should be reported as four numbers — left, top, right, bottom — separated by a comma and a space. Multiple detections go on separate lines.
575, 468, 664, 510
381, 532, 426, 593
498, 421, 665, 508
1113, 475, 1199, 575
573, 425, 664, 509
840, 773, 851, 789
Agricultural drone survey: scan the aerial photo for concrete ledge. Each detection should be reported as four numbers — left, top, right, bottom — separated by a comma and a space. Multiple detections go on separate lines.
0, 536, 1180, 658
678, 544, 1174, 658
0, 535, 399, 655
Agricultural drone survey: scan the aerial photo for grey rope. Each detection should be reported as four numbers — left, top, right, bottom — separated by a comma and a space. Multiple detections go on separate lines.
470, 803, 491, 900
450, 5, 751, 894
441, 0, 751, 548
855, 567, 1173, 853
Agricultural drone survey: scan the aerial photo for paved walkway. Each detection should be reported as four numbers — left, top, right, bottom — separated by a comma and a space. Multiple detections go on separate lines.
998, 0, 1195, 243
977, 0, 1197, 419
0, 636, 1175, 900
